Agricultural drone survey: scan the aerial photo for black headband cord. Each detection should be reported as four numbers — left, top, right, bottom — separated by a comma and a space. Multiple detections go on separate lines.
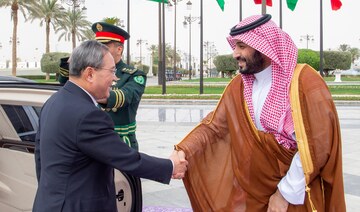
229, 14, 272, 36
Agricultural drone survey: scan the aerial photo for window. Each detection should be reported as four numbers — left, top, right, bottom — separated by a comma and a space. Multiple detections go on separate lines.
2, 104, 39, 142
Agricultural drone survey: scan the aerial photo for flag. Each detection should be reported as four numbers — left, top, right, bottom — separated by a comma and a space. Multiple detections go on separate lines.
216, 0, 225, 11
254, 0, 272, 7
331, 0, 342, 10
148, 0, 169, 3
286, 0, 298, 11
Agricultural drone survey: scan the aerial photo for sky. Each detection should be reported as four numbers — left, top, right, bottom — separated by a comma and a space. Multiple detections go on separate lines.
0, 0, 359, 67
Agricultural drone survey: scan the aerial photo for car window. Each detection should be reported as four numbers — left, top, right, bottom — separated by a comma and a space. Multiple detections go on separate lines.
1, 104, 39, 142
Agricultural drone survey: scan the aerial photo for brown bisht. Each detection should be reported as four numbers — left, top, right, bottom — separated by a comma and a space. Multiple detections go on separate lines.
175, 64, 345, 211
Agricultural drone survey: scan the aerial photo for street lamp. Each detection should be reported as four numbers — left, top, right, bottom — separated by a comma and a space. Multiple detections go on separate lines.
126, 0, 130, 65
203, 41, 216, 76
136, 39, 148, 64
186, 0, 192, 9
300, 34, 314, 49
155, 1, 167, 92
9, 37, 20, 45
59, 0, 87, 11
183, 14, 199, 80
116, 19, 125, 28
167, 0, 191, 81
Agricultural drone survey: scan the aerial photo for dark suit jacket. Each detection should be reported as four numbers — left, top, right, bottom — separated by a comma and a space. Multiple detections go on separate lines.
33, 81, 172, 212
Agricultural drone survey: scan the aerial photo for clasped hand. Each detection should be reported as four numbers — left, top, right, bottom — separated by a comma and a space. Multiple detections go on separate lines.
170, 150, 188, 179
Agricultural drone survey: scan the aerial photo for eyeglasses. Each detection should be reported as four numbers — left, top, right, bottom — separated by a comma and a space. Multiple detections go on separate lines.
92, 67, 117, 76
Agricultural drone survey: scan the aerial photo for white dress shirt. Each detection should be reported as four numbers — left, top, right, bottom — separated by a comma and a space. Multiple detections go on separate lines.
251, 66, 305, 205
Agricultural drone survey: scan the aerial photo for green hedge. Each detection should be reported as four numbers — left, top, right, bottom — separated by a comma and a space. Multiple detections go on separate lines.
323, 51, 351, 70
298, 49, 320, 71
41, 52, 70, 74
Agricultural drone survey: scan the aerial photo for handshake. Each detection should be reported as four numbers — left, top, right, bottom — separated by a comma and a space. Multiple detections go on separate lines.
170, 150, 188, 180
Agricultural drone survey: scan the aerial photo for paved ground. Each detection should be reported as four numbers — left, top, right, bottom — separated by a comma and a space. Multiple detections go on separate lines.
136, 103, 360, 211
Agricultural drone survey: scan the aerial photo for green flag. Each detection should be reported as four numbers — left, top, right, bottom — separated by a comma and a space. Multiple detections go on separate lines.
148, 0, 169, 3
216, 0, 225, 11
287, 0, 298, 11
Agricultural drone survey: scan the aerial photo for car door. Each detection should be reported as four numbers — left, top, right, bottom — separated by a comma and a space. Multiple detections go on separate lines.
0, 84, 52, 212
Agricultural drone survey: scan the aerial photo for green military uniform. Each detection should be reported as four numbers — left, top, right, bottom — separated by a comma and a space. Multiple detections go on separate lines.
58, 57, 69, 85
99, 60, 146, 150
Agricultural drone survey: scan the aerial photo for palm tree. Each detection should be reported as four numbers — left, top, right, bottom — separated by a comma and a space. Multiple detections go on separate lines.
0, 0, 36, 76
148, 43, 178, 67
338, 44, 351, 52
102, 17, 125, 27
148, 44, 158, 65
349, 48, 360, 64
82, 28, 95, 41
55, 8, 91, 49
27, 0, 65, 54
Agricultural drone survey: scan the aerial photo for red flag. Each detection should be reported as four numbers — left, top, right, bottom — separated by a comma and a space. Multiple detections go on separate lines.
254, 0, 272, 7
331, 0, 342, 10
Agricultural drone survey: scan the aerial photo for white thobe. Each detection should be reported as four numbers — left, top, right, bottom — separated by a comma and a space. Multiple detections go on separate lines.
251, 66, 305, 205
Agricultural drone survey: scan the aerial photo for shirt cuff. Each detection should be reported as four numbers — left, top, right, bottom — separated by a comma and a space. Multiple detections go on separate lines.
278, 152, 306, 205
170, 159, 174, 174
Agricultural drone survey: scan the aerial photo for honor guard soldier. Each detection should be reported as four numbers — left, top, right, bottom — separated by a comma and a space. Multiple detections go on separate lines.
92, 22, 147, 151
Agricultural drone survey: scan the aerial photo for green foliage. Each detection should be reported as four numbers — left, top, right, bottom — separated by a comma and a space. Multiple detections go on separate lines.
338, 44, 351, 52
176, 67, 188, 75
144, 84, 360, 96
213, 54, 238, 76
323, 51, 351, 71
27, 0, 66, 53
297, 49, 320, 71
55, 8, 91, 49
152, 65, 158, 76
148, 44, 181, 69
41, 52, 70, 74
145, 85, 225, 94
102, 17, 124, 27
129, 62, 149, 74
349, 48, 360, 63
140, 64, 149, 74
328, 85, 360, 95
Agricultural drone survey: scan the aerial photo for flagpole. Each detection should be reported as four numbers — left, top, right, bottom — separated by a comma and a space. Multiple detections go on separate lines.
279, 0, 282, 28
126, 0, 130, 65
158, 2, 163, 86
200, 0, 203, 94
239, 0, 242, 21
320, 0, 324, 76
261, 0, 266, 14
162, 0, 166, 94
173, 0, 177, 81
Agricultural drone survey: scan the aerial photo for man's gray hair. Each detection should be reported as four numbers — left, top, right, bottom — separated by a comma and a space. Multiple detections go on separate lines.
69, 40, 109, 77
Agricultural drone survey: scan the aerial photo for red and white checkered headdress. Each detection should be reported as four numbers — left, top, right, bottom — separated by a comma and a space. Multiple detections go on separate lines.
227, 15, 298, 149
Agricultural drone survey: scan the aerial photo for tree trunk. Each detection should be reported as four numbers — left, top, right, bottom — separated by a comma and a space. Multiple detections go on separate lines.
11, 6, 18, 76
72, 30, 76, 49
46, 20, 51, 81
46, 19, 50, 53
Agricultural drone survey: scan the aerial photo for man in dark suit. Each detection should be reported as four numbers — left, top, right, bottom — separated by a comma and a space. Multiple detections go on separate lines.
33, 40, 187, 212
